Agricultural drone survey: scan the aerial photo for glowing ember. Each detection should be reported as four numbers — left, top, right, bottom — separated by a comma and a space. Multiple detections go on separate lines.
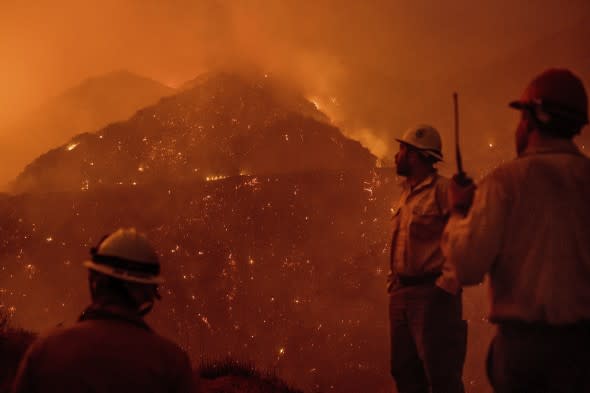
206, 175, 228, 181
24, 264, 38, 279
66, 143, 79, 151
0, 73, 417, 391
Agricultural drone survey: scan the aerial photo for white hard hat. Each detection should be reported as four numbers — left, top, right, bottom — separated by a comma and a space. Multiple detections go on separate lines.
395, 125, 443, 161
84, 228, 163, 284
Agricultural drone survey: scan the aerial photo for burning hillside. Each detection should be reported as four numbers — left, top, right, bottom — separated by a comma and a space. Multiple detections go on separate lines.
12, 73, 375, 194
0, 72, 495, 392
0, 169, 492, 393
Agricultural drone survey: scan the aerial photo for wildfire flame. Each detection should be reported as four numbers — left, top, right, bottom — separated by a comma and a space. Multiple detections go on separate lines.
206, 175, 228, 182
308, 96, 322, 110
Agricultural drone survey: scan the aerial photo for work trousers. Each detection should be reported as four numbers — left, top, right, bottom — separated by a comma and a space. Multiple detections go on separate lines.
487, 321, 590, 393
389, 284, 466, 393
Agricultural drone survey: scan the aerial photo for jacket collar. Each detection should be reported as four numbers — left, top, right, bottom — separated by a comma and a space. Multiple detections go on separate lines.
521, 139, 582, 158
79, 303, 151, 331
400, 172, 439, 196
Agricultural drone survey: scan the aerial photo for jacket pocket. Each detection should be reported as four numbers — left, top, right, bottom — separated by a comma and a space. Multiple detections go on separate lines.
409, 211, 445, 240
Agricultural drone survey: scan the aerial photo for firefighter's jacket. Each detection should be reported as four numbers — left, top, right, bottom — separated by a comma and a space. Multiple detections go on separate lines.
443, 140, 590, 324
12, 304, 194, 393
389, 173, 459, 294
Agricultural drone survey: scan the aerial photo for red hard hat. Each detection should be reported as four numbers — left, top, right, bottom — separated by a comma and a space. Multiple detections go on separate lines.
509, 68, 588, 125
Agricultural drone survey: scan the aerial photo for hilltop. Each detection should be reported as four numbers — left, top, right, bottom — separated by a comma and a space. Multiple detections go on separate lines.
13, 73, 375, 193
0, 70, 174, 188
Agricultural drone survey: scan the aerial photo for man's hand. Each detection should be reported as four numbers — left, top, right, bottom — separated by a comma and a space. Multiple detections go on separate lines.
449, 174, 476, 215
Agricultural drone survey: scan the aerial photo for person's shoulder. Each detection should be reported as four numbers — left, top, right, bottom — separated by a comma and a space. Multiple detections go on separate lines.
430, 174, 450, 213
34, 323, 77, 341
433, 173, 451, 195
149, 330, 191, 362
472, 161, 522, 201
480, 160, 518, 183
433, 173, 450, 187
150, 332, 193, 380
21, 323, 77, 358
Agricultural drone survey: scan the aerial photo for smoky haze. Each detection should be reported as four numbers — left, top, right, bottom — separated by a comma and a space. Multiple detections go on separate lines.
1, 2, 589, 391
1, 0, 589, 168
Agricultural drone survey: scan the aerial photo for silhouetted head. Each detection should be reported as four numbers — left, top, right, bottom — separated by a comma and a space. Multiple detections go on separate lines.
509, 68, 588, 154
84, 228, 163, 316
394, 125, 442, 177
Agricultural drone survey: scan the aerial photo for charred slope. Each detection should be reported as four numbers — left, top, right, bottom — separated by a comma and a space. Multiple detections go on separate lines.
0, 169, 491, 393
0, 71, 174, 188
2, 170, 395, 392
13, 73, 375, 193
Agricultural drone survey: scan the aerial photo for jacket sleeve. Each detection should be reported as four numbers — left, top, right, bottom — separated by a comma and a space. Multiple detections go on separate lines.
441, 173, 509, 286
11, 339, 43, 393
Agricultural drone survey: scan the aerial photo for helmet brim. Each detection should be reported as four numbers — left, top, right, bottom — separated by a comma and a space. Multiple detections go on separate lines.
83, 260, 164, 285
509, 100, 527, 110
508, 100, 531, 111
394, 139, 443, 161
509, 99, 589, 125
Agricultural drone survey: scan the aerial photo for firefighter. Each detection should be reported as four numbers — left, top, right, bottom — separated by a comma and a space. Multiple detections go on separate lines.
12, 228, 194, 393
388, 125, 466, 393
443, 68, 590, 392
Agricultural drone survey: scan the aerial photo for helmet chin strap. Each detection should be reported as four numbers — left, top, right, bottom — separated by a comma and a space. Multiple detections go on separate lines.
123, 282, 160, 317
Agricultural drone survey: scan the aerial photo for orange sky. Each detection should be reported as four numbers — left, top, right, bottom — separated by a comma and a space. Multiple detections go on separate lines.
1, 0, 587, 118
0, 0, 588, 167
